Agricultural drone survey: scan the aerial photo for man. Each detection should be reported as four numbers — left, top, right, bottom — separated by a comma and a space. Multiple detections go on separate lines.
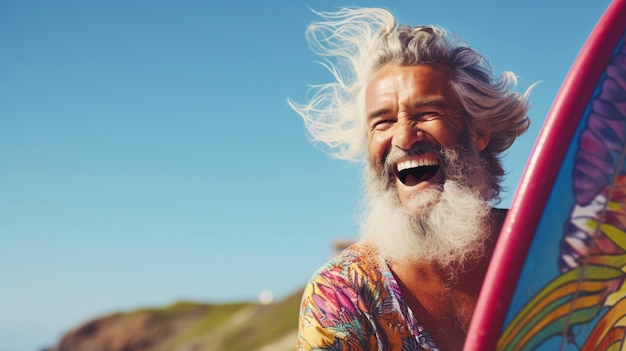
289, 7, 532, 351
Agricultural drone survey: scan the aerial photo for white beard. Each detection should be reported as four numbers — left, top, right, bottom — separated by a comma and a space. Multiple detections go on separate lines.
359, 147, 494, 271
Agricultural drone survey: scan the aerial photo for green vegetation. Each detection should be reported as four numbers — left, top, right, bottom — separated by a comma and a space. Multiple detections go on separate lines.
51, 288, 304, 351
221, 290, 302, 351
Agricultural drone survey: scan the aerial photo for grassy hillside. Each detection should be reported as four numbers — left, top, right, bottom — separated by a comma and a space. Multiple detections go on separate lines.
50, 288, 303, 351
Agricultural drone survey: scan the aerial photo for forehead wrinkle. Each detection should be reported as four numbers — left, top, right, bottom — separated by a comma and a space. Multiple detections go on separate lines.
365, 87, 397, 121
408, 98, 448, 110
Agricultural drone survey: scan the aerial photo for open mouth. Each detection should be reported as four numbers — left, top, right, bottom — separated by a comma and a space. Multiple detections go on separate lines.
396, 159, 440, 186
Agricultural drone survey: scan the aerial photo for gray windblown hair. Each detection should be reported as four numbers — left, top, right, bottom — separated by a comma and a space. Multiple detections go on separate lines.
288, 7, 532, 196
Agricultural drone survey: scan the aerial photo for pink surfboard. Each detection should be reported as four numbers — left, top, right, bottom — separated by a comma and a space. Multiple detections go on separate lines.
464, 0, 626, 350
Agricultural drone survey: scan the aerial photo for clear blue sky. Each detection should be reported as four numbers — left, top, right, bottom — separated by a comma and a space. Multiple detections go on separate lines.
0, 1, 613, 350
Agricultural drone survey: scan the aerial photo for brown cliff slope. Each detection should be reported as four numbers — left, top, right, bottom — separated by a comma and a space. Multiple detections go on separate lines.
50, 288, 302, 351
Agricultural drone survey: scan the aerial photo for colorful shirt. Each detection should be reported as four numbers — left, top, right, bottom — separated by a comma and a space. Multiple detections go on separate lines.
297, 243, 440, 351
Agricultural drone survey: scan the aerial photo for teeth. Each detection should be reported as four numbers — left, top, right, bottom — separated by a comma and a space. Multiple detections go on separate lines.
396, 159, 439, 172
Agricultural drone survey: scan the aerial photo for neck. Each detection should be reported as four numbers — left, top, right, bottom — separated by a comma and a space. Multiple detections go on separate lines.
388, 207, 506, 350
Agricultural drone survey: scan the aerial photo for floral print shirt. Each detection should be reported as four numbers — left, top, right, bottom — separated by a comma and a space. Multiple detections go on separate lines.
297, 243, 440, 351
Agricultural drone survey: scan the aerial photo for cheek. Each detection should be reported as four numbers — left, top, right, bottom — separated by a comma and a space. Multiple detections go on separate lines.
367, 133, 390, 168
432, 121, 466, 146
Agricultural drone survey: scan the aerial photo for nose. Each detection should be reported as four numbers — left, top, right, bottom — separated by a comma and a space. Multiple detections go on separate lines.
392, 119, 426, 150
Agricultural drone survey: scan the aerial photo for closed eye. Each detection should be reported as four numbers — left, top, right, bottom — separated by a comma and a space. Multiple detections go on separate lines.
370, 118, 395, 131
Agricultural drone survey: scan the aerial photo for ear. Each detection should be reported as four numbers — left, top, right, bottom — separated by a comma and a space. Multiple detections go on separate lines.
473, 131, 491, 152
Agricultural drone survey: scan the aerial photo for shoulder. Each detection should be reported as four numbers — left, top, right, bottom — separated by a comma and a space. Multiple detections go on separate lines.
298, 243, 428, 350
491, 207, 508, 232
300, 241, 393, 321
297, 242, 384, 350
309, 242, 384, 288
300, 241, 389, 314
491, 207, 508, 218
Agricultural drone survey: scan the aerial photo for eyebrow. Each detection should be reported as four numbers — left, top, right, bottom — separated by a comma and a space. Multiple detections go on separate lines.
366, 108, 393, 121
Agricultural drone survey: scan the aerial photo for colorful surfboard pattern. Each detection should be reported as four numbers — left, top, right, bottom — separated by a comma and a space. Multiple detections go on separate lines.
498, 32, 626, 351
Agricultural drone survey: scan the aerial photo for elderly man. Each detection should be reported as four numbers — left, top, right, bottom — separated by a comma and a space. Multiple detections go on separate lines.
290, 7, 532, 351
